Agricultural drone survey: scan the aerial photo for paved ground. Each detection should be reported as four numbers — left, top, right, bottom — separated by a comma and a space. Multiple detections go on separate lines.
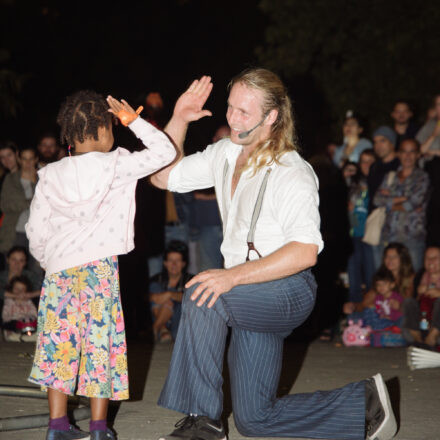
0, 338, 439, 440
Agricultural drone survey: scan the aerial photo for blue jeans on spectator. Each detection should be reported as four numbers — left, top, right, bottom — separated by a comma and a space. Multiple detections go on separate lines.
165, 223, 189, 245
347, 237, 375, 303
349, 308, 403, 330
198, 225, 223, 271
404, 238, 425, 273
372, 243, 384, 271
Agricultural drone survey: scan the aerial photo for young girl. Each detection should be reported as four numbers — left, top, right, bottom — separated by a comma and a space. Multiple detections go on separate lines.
2, 275, 38, 341
344, 267, 404, 330
26, 90, 176, 440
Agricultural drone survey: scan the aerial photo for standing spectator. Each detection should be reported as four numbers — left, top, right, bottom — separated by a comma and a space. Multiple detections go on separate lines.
0, 141, 19, 269
0, 148, 38, 257
0, 141, 19, 177
149, 240, 192, 342
416, 94, 440, 159
403, 246, 440, 348
346, 149, 376, 303
368, 126, 400, 268
191, 189, 223, 272
373, 139, 429, 271
390, 100, 419, 148
333, 112, 372, 168
14, 148, 38, 248
189, 125, 228, 272
424, 153, 440, 246
36, 132, 61, 168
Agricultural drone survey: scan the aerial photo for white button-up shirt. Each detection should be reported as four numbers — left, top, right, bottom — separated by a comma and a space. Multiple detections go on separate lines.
168, 138, 324, 269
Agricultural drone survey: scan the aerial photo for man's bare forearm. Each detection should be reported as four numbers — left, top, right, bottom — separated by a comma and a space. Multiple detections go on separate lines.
150, 115, 188, 189
229, 241, 318, 286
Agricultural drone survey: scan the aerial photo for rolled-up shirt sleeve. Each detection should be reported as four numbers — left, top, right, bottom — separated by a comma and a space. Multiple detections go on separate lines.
168, 144, 216, 193
274, 167, 324, 253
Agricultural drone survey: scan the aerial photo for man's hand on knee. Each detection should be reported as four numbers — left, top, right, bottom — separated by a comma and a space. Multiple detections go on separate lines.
186, 269, 236, 308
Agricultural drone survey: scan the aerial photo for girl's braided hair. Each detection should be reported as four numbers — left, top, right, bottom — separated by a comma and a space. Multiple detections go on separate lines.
57, 90, 112, 147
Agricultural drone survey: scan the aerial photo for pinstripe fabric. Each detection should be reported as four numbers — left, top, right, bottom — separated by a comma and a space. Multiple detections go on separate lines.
158, 269, 366, 439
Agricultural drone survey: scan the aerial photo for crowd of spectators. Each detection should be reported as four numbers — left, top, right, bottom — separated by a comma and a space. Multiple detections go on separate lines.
1, 92, 439, 349
0, 133, 63, 340
320, 96, 440, 349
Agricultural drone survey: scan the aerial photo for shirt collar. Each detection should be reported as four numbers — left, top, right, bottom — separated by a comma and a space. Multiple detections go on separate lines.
224, 140, 243, 166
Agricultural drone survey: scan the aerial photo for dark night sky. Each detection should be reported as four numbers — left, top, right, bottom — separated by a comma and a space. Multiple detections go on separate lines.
2, 0, 268, 152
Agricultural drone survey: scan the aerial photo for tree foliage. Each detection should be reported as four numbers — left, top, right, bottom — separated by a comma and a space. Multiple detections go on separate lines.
257, 0, 440, 138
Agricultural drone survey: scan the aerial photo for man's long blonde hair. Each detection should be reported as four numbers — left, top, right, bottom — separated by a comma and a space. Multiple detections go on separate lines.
228, 68, 298, 175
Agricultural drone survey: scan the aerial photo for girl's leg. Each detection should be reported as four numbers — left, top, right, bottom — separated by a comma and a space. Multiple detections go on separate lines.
90, 397, 109, 421
90, 397, 110, 434
48, 388, 68, 419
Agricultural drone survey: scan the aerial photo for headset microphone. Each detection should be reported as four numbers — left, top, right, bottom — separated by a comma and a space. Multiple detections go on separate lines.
238, 114, 268, 139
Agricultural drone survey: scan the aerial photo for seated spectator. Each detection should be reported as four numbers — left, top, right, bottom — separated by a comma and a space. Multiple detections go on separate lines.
373, 139, 429, 271
416, 94, 440, 159
344, 267, 403, 330
333, 112, 372, 168
403, 246, 440, 348
344, 242, 415, 314
149, 240, 193, 342
2, 275, 37, 342
391, 100, 419, 148
0, 246, 42, 311
346, 149, 376, 303
0, 147, 38, 257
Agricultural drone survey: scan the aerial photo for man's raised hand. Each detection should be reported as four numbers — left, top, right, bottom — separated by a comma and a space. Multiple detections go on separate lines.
173, 76, 213, 123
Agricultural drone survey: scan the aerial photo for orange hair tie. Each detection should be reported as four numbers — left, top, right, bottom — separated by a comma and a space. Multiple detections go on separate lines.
117, 106, 143, 126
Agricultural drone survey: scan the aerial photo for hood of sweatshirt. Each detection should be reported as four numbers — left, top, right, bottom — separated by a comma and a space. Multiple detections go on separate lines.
38, 150, 119, 222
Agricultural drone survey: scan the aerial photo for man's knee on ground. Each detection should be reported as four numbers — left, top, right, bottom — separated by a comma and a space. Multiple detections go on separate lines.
233, 408, 270, 437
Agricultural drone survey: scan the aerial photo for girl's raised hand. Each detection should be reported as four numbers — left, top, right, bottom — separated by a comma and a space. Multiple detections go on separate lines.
173, 76, 213, 123
107, 96, 143, 126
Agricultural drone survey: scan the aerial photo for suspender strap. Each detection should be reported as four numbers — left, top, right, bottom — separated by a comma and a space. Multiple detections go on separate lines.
246, 168, 271, 260
223, 160, 229, 182
222, 159, 272, 261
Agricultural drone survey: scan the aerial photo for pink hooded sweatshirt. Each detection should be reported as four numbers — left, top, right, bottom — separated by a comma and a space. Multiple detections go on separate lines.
25, 117, 175, 275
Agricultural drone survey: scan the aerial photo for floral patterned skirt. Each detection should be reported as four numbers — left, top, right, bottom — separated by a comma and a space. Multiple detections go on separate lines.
28, 256, 129, 400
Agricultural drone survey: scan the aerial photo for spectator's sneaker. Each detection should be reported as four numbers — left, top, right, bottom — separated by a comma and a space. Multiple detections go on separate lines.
46, 425, 90, 440
159, 415, 226, 440
365, 374, 397, 440
90, 428, 116, 439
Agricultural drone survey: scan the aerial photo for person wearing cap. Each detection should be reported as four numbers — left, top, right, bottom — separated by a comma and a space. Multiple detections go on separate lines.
373, 139, 429, 271
367, 126, 401, 268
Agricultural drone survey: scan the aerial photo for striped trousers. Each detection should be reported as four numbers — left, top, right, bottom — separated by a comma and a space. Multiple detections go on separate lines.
158, 269, 365, 439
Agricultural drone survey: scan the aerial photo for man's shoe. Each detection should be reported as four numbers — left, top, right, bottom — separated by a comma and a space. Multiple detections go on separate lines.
46, 425, 90, 440
90, 428, 116, 439
159, 415, 226, 440
365, 374, 397, 440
